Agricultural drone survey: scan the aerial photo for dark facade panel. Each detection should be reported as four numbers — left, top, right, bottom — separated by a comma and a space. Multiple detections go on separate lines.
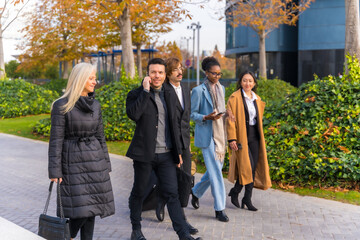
298, 49, 344, 85
236, 52, 298, 86
298, 0, 345, 50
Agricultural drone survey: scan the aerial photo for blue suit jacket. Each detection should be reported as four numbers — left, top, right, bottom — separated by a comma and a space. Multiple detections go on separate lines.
190, 82, 225, 148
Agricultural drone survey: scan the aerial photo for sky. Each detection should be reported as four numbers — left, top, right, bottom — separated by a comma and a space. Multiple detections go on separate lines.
3, 0, 226, 63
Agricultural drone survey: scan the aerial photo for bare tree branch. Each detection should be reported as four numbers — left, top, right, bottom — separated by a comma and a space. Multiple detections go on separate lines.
1, 0, 9, 17
2, 0, 30, 32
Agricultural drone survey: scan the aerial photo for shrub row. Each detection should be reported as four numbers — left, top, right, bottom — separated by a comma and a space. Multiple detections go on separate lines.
263, 57, 360, 188
0, 79, 58, 118
33, 77, 139, 141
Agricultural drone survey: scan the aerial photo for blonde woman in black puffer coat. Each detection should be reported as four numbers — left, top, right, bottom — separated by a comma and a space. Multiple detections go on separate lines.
48, 62, 115, 240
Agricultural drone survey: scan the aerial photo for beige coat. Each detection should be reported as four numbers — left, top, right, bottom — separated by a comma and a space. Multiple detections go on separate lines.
226, 89, 271, 190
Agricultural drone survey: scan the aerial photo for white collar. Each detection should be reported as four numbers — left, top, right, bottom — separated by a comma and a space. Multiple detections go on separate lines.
170, 82, 181, 90
242, 89, 257, 101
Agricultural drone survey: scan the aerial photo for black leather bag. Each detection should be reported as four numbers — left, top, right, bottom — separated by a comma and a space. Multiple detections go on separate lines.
38, 181, 70, 240
142, 171, 160, 211
176, 167, 192, 208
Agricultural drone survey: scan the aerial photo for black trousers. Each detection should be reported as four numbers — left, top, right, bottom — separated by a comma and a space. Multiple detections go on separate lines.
158, 147, 192, 212
70, 216, 95, 240
235, 125, 260, 190
248, 126, 260, 179
129, 152, 188, 238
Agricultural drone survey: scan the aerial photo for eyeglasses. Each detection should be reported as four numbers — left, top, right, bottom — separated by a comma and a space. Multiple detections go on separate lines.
208, 71, 223, 77
173, 67, 185, 72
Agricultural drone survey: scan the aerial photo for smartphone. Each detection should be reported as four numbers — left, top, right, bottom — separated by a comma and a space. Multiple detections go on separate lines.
216, 111, 225, 116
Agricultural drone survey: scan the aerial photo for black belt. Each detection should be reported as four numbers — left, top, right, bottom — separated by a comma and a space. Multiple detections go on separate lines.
65, 136, 95, 145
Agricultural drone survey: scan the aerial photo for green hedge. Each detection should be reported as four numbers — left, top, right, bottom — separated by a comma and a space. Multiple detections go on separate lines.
41, 79, 67, 95
96, 80, 138, 141
0, 79, 58, 118
33, 118, 51, 137
33, 77, 140, 141
263, 56, 360, 188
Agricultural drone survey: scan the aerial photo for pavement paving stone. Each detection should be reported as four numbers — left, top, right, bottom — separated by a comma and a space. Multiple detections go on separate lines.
1, 133, 360, 240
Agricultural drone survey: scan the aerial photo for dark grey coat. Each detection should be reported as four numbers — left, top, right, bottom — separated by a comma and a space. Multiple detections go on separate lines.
48, 93, 115, 219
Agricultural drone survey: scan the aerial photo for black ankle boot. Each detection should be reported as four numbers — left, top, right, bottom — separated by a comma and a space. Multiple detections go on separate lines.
190, 190, 199, 209
241, 183, 257, 211
215, 210, 229, 222
131, 229, 146, 240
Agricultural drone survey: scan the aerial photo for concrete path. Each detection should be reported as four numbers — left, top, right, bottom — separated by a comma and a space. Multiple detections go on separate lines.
0, 133, 359, 240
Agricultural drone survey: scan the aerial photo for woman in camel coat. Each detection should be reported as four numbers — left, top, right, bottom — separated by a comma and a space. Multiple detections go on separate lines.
226, 71, 271, 211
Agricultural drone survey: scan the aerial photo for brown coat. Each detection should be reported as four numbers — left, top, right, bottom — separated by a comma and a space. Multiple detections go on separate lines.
226, 89, 271, 190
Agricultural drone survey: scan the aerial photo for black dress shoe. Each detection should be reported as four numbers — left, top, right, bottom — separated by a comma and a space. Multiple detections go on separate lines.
179, 235, 203, 240
131, 229, 146, 240
156, 200, 165, 221
186, 221, 198, 235
190, 190, 199, 209
215, 210, 229, 222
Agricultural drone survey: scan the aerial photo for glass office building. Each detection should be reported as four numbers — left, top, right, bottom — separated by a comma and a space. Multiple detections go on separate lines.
225, 0, 347, 86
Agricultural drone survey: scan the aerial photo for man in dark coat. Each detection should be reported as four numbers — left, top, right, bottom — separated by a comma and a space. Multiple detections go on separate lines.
155, 57, 197, 234
126, 58, 201, 240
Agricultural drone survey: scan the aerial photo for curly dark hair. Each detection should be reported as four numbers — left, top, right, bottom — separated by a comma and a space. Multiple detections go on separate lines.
236, 71, 258, 93
201, 56, 220, 72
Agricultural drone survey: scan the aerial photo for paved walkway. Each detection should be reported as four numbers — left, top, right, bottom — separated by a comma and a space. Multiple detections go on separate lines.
0, 133, 359, 240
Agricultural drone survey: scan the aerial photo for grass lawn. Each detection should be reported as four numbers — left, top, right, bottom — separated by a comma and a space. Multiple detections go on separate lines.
1, 114, 359, 205
272, 185, 360, 205
0, 114, 50, 141
107, 141, 131, 156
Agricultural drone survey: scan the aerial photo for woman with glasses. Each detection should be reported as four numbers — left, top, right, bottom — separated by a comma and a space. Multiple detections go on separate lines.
189, 56, 229, 222
226, 71, 271, 211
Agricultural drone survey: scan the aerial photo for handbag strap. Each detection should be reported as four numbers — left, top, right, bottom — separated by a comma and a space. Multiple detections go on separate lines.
43, 180, 66, 219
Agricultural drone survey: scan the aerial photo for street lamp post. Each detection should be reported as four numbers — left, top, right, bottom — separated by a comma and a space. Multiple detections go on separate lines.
187, 22, 201, 86
181, 36, 192, 85
187, 25, 196, 82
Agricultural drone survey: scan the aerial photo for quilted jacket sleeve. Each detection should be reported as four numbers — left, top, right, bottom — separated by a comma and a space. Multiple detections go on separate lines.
95, 106, 111, 172
48, 100, 66, 179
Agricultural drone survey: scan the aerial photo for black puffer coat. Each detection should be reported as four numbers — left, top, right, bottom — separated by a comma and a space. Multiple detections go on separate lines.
48, 93, 115, 219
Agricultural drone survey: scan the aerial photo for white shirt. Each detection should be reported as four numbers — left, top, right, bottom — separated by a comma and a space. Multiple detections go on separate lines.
242, 89, 258, 126
170, 82, 184, 109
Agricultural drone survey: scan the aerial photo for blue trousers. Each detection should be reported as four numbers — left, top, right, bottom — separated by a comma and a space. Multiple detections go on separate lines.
192, 139, 226, 211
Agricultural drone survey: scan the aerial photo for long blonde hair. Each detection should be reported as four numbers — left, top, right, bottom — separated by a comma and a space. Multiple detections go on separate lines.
51, 62, 96, 114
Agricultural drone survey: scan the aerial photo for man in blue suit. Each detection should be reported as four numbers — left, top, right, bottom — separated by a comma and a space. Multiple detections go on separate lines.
190, 57, 229, 222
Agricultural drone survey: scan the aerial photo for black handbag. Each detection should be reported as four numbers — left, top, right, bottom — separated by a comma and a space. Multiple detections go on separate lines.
38, 181, 70, 240
176, 167, 192, 208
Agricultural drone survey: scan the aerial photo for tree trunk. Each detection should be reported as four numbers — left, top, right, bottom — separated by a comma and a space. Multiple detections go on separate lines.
119, 7, 135, 78
136, 43, 143, 78
0, 27, 5, 79
345, 0, 360, 71
259, 31, 267, 79
62, 61, 69, 79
